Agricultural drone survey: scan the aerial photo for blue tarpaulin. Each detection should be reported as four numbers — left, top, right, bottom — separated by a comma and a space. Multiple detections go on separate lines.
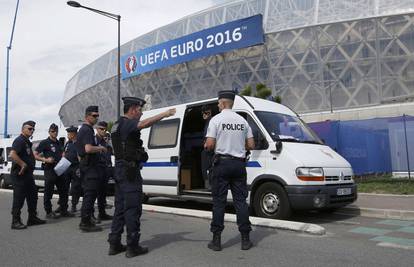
308, 115, 413, 175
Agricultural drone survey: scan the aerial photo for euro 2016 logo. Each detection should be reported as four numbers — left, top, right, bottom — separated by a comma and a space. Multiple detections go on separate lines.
125, 55, 137, 74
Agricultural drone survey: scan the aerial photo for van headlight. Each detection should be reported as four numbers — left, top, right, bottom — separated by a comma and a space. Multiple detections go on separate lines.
296, 167, 324, 181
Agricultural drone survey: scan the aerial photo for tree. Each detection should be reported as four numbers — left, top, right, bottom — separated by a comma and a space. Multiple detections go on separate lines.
238, 83, 282, 104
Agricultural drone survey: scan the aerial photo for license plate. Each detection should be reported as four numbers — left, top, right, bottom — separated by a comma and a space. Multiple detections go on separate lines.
337, 188, 352, 196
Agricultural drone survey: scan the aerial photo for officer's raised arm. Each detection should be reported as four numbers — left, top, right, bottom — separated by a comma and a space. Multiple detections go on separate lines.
137, 108, 176, 129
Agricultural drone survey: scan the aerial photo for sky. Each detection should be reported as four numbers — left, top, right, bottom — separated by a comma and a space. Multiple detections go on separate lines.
0, 0, 232, 139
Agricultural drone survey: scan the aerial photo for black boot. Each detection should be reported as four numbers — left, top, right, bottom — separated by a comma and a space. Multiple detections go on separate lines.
208, 232, 222, 251
27, 213, 46, 226
11, 215, 27, 230
79, 217, 102, 232
60, 210, 75, 217
98, 213, 113, 221
125, 245, 149, 258
125, 234, 148, 258
241, 233, 253, 250
108, 243, 127, 256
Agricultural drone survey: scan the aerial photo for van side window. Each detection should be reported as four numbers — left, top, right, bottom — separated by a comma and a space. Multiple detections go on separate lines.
236, 112, 268, 150
0, 148, 4, 163
148, 119, 180, 149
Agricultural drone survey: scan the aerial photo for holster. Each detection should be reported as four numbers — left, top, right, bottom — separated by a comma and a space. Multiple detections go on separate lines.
125, 161, 139, 182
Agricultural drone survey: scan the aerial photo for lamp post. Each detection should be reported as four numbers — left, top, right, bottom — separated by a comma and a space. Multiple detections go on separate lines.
326, 63, 333, 113
67, 1, 121, 119
4, 0, 20, 138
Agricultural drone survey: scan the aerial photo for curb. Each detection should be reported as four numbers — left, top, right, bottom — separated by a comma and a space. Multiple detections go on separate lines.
0, 189, 325, 236
358, 193, 414, 198
336, 206, 414, 221
143, 204, 326, 236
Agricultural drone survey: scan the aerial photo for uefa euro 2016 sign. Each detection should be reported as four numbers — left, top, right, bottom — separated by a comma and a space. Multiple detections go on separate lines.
122, 14, 264, 79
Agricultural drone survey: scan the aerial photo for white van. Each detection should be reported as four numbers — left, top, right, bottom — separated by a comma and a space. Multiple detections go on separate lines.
0, 137, 62, 188
139, 95, 357, 219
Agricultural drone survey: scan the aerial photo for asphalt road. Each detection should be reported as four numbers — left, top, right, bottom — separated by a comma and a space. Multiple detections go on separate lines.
0, 191, 413, 267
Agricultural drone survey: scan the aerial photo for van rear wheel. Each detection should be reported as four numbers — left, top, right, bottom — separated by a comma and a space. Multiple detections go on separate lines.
253, 182, 291, 220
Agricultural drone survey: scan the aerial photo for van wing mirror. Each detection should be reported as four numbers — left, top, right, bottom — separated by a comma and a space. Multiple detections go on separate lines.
270, 140, 283, 154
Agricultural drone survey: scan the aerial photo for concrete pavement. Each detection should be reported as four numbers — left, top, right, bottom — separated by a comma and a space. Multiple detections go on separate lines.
336, 193, 414, 220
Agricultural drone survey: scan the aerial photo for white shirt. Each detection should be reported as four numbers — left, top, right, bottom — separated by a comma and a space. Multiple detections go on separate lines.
206, 109, 253, 158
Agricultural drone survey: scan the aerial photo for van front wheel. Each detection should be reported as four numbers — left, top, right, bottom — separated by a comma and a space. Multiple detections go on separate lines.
253, 182, 291, 220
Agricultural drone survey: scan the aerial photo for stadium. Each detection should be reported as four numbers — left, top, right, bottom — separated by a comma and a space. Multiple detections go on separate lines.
59, 0, 414, 126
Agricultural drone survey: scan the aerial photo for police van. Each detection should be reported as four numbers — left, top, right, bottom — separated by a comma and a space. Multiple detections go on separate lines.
0, 137, 62, 188
139, 95, 357, 219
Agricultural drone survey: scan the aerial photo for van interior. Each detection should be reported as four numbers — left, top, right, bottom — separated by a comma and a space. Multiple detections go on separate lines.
179, 101, 219, 195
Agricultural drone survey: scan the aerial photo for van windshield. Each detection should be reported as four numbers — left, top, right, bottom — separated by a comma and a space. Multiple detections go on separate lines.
254, 111, 323, 144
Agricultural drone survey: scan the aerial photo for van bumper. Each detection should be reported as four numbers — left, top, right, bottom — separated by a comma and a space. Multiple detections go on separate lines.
285, 184, 357, 210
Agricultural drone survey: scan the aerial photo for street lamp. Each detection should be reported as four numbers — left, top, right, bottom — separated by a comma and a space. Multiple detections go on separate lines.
326, 63, 333, 113
67, 1, 121, 119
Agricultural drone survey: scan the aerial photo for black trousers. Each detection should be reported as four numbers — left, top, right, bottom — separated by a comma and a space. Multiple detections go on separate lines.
67, 165, 82, 206
11, 172, 38, 217
108, 161, 142, 247
201, 150, 213, 188
96, 166, 109, 215
44, 169, 68, 213
80, 166, 98, 220
210, 158, 251, 234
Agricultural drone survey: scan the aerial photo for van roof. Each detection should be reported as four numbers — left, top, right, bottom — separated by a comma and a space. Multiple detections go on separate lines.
143, 95, 297, 117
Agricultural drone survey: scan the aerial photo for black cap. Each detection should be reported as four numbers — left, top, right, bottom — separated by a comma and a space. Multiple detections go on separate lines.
97, 121, 108, 128
122, 97, 146, 107
85, 105, 99, 113
22, 120, 36, 128
218, 90, 235, 100
66, 125, 78, 133
201, 105, 211, 113
49, 123, 58, 131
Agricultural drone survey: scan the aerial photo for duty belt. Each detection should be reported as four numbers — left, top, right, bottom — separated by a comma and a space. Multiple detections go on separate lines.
216, 154, 245, 162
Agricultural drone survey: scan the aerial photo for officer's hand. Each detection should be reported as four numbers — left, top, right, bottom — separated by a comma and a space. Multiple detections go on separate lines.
100, 146, 108, 153
18, 163, 27, 176
164, 108, 176, 118
45, 157, 55, 164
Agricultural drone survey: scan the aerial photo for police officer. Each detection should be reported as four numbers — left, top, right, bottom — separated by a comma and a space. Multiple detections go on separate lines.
76, 105, 106, 232
34, 123, 73, 218
94, 121, 112, 221
9, 121, 46, 229
108, 97, 176, 258
200, 105, 213, 190
204, 90, 255, 251
63, 126, 82, 213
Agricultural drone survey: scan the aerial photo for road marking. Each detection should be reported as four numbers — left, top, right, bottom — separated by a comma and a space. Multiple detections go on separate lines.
397, 226, 414, 234
376, 219, 414, 227
349, 227, 392, 235
377, 242, 414, 251
371, 236, 414, 247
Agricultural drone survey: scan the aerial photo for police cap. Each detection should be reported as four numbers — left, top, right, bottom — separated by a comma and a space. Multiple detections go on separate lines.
85, 105, 99, 114
122, 97, 146, 107
218, 90, 236, 101
97, 121, 108, 128
22, 120, 36, 128
49, 123, 58, 131
65, 125, 78, 133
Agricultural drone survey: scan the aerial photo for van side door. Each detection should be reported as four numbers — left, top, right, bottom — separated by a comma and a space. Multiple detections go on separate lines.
140, 109, 184, 196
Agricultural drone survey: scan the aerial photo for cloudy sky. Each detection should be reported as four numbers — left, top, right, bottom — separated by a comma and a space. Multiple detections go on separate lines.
0, 0, 232, 138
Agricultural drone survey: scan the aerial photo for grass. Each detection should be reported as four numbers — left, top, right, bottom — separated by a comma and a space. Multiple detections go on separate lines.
354, 174, 414, 195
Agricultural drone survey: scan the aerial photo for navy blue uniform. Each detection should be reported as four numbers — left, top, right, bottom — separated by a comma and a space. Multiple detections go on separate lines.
206, 109, 253, 234
76, 123, 100, 221
36, 137, 68, 213
64, 140, 82, 208
108, 117, 143, 247
10, 134, 38, 217
95, 135, 111, 215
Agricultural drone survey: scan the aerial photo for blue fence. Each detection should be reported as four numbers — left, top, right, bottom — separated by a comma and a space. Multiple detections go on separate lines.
308, 115, 414, 176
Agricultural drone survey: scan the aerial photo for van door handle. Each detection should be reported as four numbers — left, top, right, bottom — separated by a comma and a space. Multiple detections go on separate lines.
170, 156, 178, 163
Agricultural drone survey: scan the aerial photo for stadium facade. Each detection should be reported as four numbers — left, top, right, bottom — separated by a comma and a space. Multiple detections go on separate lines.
59, 0, 414, 126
